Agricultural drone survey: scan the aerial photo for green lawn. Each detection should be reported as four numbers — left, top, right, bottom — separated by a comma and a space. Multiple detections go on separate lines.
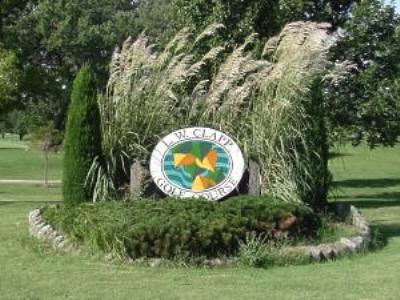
0, 136, 62, 180
0, 142, 399, 300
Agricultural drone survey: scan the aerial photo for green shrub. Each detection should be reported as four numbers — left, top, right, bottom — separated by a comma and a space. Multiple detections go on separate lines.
43, 196, 320, 260
63, 64, 102, 206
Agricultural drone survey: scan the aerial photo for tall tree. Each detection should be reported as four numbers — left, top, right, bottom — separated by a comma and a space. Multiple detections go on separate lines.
326, 0, 400, 147
136, 0, 176, 47
139, 0, 356, 46
2, 0, 139, 130
63, 64, 101, 206
0, 46, 20, 114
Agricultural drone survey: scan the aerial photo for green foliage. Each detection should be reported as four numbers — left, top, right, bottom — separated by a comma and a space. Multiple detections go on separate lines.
63, 64, 101, 206
237, 233, 310, 268
136, 0, 176, 47
30, 123, 63, 154
1, 0, 139, 130
143, 0, 355, 46
2, 110, 28, 140
0, 46, 20, 113
326, 0, 400, 147
28, 123, 63, 187
42, 196, 319, 260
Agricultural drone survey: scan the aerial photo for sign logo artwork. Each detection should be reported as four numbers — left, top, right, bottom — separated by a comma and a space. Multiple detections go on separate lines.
150, 127, 245, 201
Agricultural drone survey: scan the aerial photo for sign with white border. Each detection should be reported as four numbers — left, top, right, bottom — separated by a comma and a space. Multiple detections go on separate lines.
150, 127, 245, 201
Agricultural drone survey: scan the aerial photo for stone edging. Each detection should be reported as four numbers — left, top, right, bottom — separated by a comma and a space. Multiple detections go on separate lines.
287, 205, 371, 261
28, 208, 75, 252
28, 204, 370, 264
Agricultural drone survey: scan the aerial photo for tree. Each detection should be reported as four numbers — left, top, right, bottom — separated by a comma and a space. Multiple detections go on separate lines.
30, 123, 63, 188
136, 0, 176, 47
0, 46, 20, 113
1, 0, 139, 130
6, 110, 28, 140
141, 0, 356, 46
326, 0, 400, 147
63, 64, 102, 206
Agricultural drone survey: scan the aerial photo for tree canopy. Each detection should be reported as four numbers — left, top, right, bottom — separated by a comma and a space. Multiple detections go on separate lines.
0, 46, 20, 113
1, 0, 138, 129
0, 0, 398, 147
137, 0, 356, 46
326, 0, 400, 147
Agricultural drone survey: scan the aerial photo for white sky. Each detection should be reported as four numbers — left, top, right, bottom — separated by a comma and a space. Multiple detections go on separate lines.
388, 0, 400, 11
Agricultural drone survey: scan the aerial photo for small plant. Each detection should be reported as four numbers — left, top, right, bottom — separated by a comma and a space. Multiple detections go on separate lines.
30, 123, 63, 188
237, 233, 311, 268
237, 233, 279, 268
369, 228, 386, 251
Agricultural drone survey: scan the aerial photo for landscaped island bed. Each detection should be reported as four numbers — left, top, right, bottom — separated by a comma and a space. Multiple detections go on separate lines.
42, 196, 320, 260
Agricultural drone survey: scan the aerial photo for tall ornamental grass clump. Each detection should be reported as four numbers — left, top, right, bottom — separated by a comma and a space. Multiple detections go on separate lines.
249, 23, 334, 207
63, 64, 102, 206
90, 22, 337, 207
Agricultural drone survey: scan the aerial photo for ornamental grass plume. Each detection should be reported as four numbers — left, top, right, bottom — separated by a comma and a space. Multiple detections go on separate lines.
89, 22, 338, 207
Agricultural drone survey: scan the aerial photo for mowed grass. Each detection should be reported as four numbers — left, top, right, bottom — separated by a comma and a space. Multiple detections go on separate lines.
0, 136, 62, 180
0, 184, 61, 202
0, 141, 399, 300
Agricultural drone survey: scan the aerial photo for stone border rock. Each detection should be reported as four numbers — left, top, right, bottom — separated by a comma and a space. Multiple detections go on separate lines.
287, 205, 371, 261
28, 208, 76, 252
28, 204, 370, 265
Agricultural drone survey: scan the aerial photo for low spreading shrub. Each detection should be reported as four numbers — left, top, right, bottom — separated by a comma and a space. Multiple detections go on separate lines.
43, 196, 320, 260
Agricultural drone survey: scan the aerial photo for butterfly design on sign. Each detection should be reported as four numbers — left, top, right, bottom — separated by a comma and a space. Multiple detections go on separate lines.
166, 141, 229, 191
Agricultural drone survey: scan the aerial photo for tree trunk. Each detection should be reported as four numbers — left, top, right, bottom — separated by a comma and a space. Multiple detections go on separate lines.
44, 151, 49, 189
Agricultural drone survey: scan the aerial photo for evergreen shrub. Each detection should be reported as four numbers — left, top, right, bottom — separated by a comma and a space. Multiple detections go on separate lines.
43, 196, 320, 259
63, 64, 102, 206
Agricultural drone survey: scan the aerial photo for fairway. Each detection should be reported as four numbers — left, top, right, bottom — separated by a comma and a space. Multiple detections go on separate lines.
0, 136, 62, 180
0, 140, 399, 300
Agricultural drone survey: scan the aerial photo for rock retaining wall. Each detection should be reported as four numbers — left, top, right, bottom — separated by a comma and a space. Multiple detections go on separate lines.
28, 208, 75, 252
289, 206, 371, 261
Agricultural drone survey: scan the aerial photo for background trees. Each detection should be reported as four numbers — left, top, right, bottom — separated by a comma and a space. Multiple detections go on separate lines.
138, 0, 355, 46
326, 0, 400, 147
1, 0, 138, 131
0, 0, 398, 148
0, 47, 20, 114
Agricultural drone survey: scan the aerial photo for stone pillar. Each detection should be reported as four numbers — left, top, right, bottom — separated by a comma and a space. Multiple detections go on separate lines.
247, 160, 261, 196
238, 160, 261, 196
130, 161, 150, 197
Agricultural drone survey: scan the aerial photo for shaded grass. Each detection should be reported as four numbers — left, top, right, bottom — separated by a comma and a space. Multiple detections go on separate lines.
334, 178, 400, 189
329, 144, 400, 247
0, 144, 398, 299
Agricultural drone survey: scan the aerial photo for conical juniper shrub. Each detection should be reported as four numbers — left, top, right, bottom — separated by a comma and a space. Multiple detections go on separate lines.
63, 64, 102, 206
43, 196, 320, 259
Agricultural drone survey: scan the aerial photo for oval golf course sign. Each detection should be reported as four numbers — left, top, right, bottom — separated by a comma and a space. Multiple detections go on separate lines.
150, 127, 245, 201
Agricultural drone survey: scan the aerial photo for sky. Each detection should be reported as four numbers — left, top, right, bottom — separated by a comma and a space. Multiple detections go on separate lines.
394, 0, 400, 11
388, 0, 400, 11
